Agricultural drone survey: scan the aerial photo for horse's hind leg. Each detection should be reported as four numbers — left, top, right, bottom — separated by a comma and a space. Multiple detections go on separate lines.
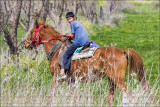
107, 78, 116, 107
106, 69, 132, 105
113, 77, 133, 105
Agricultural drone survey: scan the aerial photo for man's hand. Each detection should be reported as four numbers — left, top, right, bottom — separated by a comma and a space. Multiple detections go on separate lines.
65, 33, 75, 38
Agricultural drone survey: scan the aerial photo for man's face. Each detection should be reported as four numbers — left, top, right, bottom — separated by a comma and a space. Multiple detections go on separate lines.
67, 16, 75, 23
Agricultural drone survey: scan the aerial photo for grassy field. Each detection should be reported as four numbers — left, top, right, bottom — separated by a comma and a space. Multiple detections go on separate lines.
1, 2, 159, 106
90, 2, 159, 86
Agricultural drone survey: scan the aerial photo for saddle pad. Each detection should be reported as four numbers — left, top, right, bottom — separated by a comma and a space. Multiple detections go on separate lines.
71, 47, 98, 60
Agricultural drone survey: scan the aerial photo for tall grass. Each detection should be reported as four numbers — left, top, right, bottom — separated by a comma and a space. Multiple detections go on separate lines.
1, 51, 159, 106
1, 1, 160, 106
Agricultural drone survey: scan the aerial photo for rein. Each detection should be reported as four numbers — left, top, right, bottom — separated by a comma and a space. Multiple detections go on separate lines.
26, 25, 64, 47
26, 25, 69, 62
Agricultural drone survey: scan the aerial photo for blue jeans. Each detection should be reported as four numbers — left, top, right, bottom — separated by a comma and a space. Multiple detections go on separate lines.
63, 44, 79, 70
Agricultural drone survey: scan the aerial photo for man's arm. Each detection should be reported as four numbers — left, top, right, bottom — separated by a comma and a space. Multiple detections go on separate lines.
65, 33, 75, 38
64, 33, 75, 38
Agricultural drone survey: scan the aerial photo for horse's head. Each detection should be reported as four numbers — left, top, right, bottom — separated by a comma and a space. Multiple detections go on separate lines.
25, 18, 64, 50
24, 19, 45, 50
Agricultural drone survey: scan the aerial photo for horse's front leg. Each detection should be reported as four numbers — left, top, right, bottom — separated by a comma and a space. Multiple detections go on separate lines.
47, 75, 60, 106
68, 79, 78, 105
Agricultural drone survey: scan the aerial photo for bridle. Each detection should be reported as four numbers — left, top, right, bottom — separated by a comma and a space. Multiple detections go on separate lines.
26, 25, 65, 47
25, 24, 70, 61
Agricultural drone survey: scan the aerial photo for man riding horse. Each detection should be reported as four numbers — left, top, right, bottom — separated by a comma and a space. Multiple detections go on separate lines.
57, 12, 90, 80
24, 15, 154, 106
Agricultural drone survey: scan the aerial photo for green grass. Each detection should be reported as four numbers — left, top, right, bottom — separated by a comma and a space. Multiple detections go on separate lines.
89, 4, 160, 104
90, 3, 159, 87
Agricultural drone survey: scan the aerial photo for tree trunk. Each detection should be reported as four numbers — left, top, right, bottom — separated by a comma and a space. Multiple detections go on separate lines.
80, 0, 85, 16
48, 5, 58, 26
10, 0, 22, 47
0, 12, 18, 62
100, 6, 104, 20
109, 0, 118, 16
90, 0, 97, 23
25, 0, 31, 31
42, 0, 49, 21
74, 0, 79, 16
58, 0, 65, 26
0, 0, 22, 63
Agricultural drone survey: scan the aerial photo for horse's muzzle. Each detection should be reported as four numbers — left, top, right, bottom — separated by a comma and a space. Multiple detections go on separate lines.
24, 41, 33, 50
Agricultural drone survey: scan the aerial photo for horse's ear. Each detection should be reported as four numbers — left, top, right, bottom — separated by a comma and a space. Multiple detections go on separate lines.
40, 18, 45, 25
35, 20, 39, 28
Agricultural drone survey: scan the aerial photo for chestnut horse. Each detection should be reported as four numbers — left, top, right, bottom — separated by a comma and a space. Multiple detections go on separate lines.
24, 19, 153, 106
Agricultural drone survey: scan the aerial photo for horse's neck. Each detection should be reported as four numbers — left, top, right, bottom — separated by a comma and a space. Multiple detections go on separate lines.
43, 40, 65, 55
41, 26, 63, 56
43, 41, 54, 54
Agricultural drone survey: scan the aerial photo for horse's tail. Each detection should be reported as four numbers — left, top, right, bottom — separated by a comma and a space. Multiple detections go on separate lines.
124, 48, 154, 101
124, 48, 145, 81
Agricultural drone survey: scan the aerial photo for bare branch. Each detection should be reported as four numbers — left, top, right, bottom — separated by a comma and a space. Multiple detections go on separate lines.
19, 20, 27, 31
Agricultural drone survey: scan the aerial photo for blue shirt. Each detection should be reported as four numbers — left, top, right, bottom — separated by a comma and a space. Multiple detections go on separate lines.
70, 20, 89, 46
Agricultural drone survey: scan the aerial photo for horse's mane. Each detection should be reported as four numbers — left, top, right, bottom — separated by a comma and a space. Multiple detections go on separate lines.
42, 24, 63, 41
